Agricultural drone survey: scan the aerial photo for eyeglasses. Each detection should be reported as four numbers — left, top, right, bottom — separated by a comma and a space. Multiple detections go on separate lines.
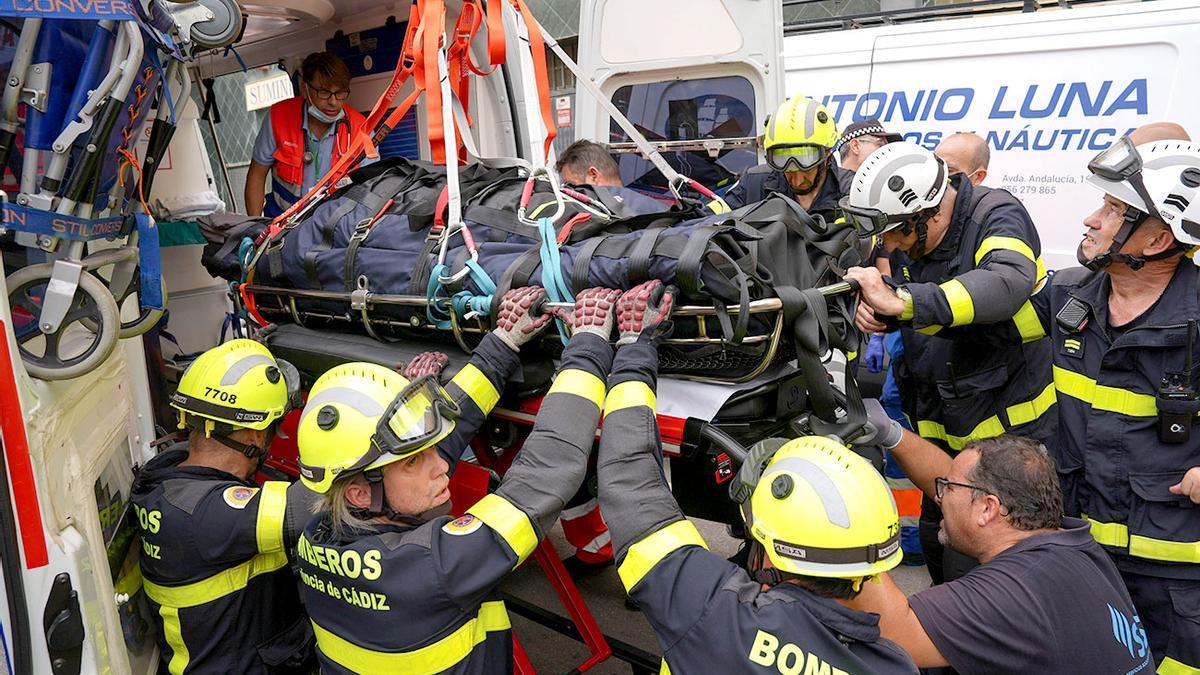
766, 143, 830, 172
1087, 136, 1163, 222
934, 477, 989, 501
307, 84, 350, 102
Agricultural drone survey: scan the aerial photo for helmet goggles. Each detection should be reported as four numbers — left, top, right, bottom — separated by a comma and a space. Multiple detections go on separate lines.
766, 143, 830, 172
370, 375, 460, 459
1088, 136, 1164, 222
838, 198, 928, 237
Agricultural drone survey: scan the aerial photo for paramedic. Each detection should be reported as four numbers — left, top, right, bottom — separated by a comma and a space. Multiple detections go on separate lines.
838, 118, 902, 172
555, 139, 668, 217
720, 95, 852, 223
846, 407, 1154, 674
934, 132, 990, 187
953, 128, 1200, 672
131, 340, 314, 674
292, 285, 624, 673
842, 141, 1055, 584
594, 280, 918, 674
245, 52, 370, 218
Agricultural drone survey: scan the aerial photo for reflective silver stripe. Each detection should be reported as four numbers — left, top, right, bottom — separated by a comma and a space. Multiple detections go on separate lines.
762, 458, 850, 528
220, 354, 275, 386
298, 387, 385, 425
803, 98, 818, 139
868, 154, 927, 205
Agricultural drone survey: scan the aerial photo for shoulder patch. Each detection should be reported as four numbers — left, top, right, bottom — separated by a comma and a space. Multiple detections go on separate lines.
442, 514, 483, 536
223, 486, 259, 509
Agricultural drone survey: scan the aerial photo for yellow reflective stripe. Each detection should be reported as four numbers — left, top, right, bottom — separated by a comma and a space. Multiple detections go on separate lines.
549, 369, 605, 408
160, 606, 190, 675
975, 236, 1035, 265
1053, 366, 1158, 417
706, 198, 730, 214
1085, 516, 1129, 548
1012, 300, 1046, 342
312, 601, 511, 673
256, 481, 288, 553
1131, 535, 1200, 564
1085, 516, 1200, 564
468, 493, 538, 564
604, 381, 656, 416
917, 417, 1005, 451
451, 363, 501, 413
1158, 656, 1200, 675
916, 324, 943, 336
939, 279, 975, 326
1006, 383, 1057, 427
660, 659, 672, 675
143, 552, 288, 608
617, 520, 708, 592
846, 350, 858, 362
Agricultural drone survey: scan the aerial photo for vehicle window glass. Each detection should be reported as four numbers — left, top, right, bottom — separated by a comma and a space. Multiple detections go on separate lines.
609, 75, 757, 193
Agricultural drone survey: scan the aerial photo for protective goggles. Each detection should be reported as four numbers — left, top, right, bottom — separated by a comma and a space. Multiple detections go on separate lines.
1088, 137, 1164, 222
766, 143, 830, 172
370, 375, 461, 458
838, 199, 927, 237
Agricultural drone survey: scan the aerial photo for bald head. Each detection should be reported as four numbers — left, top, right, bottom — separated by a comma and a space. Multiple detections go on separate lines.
935, 133, 990, 186
1128, 122, 1191, 145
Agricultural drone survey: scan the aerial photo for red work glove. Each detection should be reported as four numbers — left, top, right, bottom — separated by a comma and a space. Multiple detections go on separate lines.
617, 280, 674, 346
401, 351, 449, 381
551, 287, 621, 340
494, 286, 553, 352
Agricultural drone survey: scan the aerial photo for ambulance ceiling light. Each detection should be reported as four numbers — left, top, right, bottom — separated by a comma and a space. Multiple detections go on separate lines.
239, 0, 335, 43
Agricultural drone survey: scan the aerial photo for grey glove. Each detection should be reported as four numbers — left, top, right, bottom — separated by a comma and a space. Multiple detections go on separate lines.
493, 286, 553, 352
853, 399, 904, 449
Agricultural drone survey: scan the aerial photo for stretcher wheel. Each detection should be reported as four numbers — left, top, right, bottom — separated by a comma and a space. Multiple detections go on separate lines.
6, 264, 121, 380
188, 0, 245, 50
81, 272, 167, 339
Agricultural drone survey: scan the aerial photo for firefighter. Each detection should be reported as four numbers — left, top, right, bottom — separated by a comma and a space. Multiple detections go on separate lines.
594, 281, 917, 673
131, 339, 314, 674
961, 133, 1200, 672
717, 95, 852, 222
293, 286, 621, 673
841, 141, 1056, 584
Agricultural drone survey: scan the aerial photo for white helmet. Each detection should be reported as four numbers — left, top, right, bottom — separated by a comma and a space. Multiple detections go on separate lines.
839, 141, 949, 237
1083, 138, 1200, 268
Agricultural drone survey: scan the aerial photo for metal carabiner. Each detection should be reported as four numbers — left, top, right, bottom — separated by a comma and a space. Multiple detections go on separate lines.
435, 222, 480, 285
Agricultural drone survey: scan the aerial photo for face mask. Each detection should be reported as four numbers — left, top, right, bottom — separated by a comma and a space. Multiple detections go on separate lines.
307, 103, 345, 124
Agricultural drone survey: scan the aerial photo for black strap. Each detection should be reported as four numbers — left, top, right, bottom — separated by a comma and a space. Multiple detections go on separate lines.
305, 200, 358, 286
571, 235, 608, 294
213, 218, 268, 263
628, 226, 665, 283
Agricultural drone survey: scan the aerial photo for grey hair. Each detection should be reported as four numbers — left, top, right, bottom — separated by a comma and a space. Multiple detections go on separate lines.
320, 474, 377, 539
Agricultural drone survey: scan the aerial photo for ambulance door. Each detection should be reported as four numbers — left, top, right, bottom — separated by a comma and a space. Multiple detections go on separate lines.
575, 0, 783, 193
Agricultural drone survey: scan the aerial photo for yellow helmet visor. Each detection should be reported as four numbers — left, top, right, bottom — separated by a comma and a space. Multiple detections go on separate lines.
766, 143, 828, 172
371, 375, 460, 459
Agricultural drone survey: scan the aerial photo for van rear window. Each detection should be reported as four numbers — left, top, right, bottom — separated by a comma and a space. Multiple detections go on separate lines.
609, 75, 757, 193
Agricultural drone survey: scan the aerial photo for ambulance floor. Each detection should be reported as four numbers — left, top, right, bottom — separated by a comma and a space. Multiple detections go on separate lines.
501, 517, 933, 674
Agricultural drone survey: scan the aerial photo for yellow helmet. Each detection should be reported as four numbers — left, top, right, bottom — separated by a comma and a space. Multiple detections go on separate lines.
742, 436, 901, 579
171, 339, 299, 434
296, 363, 459, 493
763, 96, 840, 172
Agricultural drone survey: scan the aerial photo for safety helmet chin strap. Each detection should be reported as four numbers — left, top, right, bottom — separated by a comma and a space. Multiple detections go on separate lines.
1079, 207, 1186, 271
349, 469, 447, 527
749, 541, 786, 587
210, 432, 270, 471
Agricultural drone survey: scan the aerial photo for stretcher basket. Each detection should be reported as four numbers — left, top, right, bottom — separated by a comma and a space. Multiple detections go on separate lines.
242, 284, 794, 383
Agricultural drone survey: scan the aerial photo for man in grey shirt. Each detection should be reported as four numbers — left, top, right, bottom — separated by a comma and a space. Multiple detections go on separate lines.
848, 404, 1154, 674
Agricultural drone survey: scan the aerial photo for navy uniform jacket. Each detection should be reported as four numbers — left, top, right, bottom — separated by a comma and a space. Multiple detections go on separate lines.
299, 333, 614, 673
132, 451, 312, 674
888, 175, 1056, 451
1018, 262, 1200, 578
722, 162, 853, 223
596, 342, 918, 675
